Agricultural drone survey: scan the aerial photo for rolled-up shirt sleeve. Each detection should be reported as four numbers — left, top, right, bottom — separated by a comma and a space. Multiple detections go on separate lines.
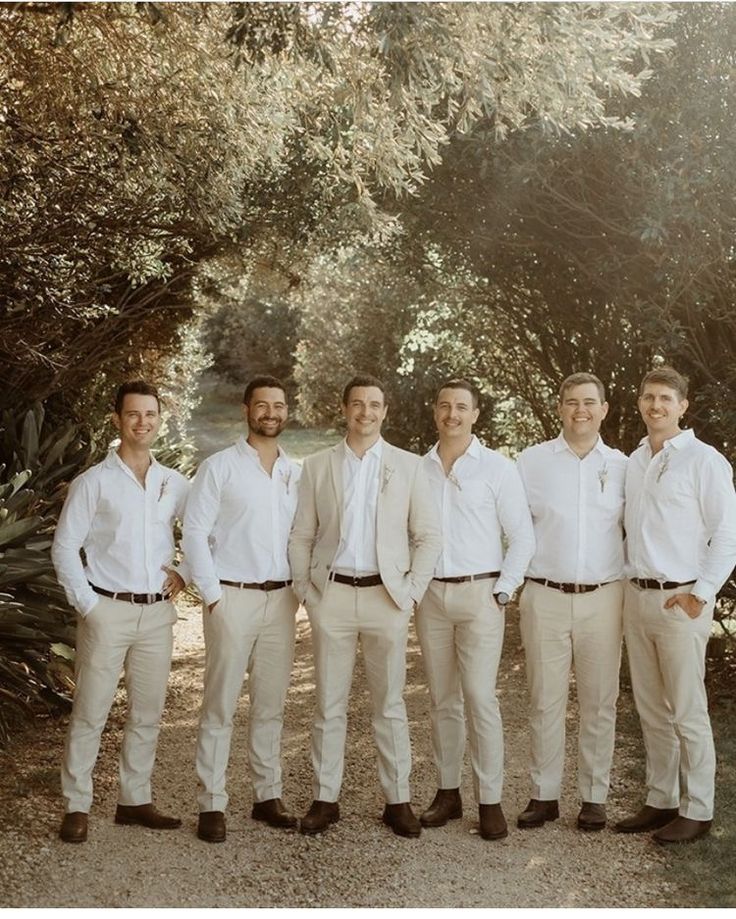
693, 454, 736, 603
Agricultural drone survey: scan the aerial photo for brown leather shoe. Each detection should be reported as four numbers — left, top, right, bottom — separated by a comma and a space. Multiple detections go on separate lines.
382, 802, 421, 838
299, 800, 340, 836
652, 816, 712, 845
251, 798, 297, 829
420, 788, 462, 828
578, 802, 607, 831
479, 803, 508, 840
517, 799, 559, 829
198, 810, 226, 843
60, 811, 88, 843
615, 805, 679, 834
115, 803, 181, 830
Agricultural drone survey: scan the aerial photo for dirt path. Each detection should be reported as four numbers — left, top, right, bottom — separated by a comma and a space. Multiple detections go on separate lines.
1, 597, 684, 908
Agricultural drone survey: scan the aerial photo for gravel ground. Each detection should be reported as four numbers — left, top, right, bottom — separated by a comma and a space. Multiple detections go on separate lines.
0, 597, 687, 908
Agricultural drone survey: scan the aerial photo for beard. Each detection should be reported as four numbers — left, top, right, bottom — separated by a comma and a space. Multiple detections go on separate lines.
249, 417, 285, 438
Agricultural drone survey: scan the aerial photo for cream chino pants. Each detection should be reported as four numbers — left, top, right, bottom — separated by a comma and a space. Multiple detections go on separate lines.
307, 580, 413, 804
62, 595, 177, 814
623, 581, 715, 821
416, 578, 506, 804
196, 584, 298, 811
519, 579, 623, 803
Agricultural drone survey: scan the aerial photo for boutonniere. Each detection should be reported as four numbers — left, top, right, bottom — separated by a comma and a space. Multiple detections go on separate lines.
656, 450, 670, 483
381, 465, 395, 493
447, 469, 462, 491
158, 476, 170, 502
598, 462, 608, 494
280, 468, 292, 494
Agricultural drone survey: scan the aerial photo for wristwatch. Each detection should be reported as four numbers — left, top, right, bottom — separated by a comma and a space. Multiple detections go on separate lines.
494, 591, 510, 607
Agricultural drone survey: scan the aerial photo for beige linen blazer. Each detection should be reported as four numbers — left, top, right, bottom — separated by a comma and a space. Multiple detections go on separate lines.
288, 440, 441, 611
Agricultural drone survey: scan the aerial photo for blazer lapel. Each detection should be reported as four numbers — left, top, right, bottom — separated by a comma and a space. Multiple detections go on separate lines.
329, 443, 344, 531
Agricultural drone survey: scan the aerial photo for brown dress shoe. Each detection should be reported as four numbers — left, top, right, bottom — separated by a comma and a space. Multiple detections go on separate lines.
615, 805, 679, 834
115, 803, 182, 830
300, 800, 340, 836
420, 788, 462, 828
198, 810, 226, 843
382, 803, 421, 838
578, 802, 607, 831
251, 798, 297, 829
60, 812, 88, 843
479, 803, 508, 840
517, 799, 559, 829
652, 816, 712, 845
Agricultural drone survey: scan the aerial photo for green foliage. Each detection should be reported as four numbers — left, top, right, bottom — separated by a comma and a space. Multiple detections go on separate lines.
0, 405, 96, 747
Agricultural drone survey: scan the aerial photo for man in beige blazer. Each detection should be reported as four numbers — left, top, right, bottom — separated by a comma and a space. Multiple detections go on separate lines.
289, 374, 441, 838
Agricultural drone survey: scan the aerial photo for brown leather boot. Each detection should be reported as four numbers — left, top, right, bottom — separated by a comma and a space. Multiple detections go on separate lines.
60, 812, 88, 843
115, 803, 181, 829
578, 802, 607, 831
420, 788, 462, 828
382, 803, 421, 838
615, 805, 679, 834
479, 804, 508, 840
251, 798, 297, 829
653, 816, 712, 845
198, 810, 226, 843
299, 800, 340, 835
517, 799, 559, 829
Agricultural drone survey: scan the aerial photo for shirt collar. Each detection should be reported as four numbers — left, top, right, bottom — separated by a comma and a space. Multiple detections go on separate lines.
236, 434, 286, 462
106, 448, 159, 473
552, 431, 605, 456
639, 428, 695, 453
428, 434, 480, 464
344, 436, 384, 462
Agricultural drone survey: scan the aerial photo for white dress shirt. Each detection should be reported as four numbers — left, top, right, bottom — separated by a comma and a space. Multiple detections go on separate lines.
332, 438, 382, 576
625, 428, 736, 603
517, 432, 627, 584
182, 436, 300, 605
423, 435, 535, 596
52, 450, 190, 617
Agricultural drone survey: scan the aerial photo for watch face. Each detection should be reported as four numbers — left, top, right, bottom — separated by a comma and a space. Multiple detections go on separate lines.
496, 592, 510, 606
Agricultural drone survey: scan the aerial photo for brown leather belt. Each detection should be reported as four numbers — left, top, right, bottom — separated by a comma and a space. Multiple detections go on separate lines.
220, 579, 293, 591
329, 573, 384, 588
631, 578, 696, 591
530, 578, 612, 594
90, 584, 165, 604
434, 571, 501, 584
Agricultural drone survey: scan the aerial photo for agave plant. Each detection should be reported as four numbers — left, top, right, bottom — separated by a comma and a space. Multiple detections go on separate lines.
0, 405, 96, 746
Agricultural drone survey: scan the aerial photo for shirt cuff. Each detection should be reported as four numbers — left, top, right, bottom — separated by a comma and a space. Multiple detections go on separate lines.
200, 581, 223, 607
691, 579, 716, 606
78, 590, 100, 618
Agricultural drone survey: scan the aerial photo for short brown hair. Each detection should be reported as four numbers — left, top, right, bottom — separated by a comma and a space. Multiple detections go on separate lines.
639, 366, 689, 400
114, 381, 160, 414
558, 372, 606, 403
243, 375, 286, 406
342, 374, 387, 406
435, 379, 480, 409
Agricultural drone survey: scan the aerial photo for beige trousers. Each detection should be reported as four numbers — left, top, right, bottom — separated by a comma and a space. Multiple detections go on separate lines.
623, 581, 715, 821
519, 579, 623, 803
416, 579, 505, 804
307, 580, 413, 804
196, 585, 298, 811
61, 595, 177, 813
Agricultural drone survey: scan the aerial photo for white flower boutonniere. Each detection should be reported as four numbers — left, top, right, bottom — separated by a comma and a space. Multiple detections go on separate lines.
598, 462, 608, 494
281, 468, 292, 494
656, 450, 671, 483
447, 469, 462, 491
158, 476, 170, 502
381, 465, 395, 493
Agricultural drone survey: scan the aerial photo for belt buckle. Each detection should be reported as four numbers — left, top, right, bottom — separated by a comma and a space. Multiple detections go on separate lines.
352, 576, 360, 587
573, 584, 584, 594
146, 593, 154, 604
562, 583, 575, 594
